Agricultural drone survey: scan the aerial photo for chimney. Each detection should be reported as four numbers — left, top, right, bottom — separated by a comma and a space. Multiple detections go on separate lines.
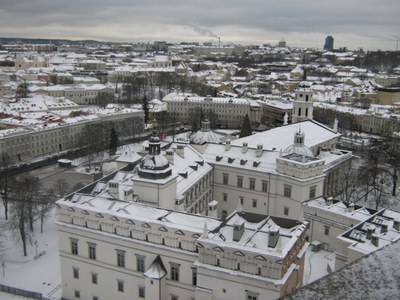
366, 226, 375, 240
268, 226, 280, 248
176, 144, 185, 157
108, 180, 118, 197
371, 234, 379, 247
256, 144, 263, 157
349, 203, 355, 212
242, 142, 248, 154
202, 222, 208, 239
233, 220, 245, 242
225, 139, 231, 151
166, 149, 174, 164
326, 197, 333, 206
381, 223, 388, 233
394, 220, 400, 231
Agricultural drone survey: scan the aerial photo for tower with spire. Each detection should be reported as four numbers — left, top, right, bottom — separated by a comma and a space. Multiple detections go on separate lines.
292, 82, 314, 123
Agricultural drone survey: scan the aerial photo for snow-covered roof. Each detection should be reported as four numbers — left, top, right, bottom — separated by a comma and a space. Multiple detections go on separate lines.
231, 120, 339, 152
190, 130, 221, 145
289, 239, 400, 300
116, 145, 143, 164
337, 209, 400, 256
59, 196, 221, 234
198, 211, 308, 259
163, 93, 259, 106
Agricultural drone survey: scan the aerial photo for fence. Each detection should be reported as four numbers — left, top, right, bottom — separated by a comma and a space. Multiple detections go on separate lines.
0, 283, 42, 299
0, 283, 60, 300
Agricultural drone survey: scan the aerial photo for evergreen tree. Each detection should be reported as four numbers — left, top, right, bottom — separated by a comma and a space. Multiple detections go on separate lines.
109, 128, 118, 155
239, 114, 252, 138
16, 81, 29, 98
192, 119, 198, 133
142, 95, 149, 123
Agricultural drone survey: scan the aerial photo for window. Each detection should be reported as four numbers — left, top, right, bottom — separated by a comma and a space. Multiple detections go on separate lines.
74, 290, 80, 298
262, 181, 268, 193
91, 272, 98, 285
223, 193, 227, 202
170, 263, 180, 281
221, 210, 228, 220
309, 186, 316, 199
284, 206, 289, 216
116, 250, 126, 267
117, 280, 124, 292
136, 255, 145, 272
249, 178, 255, 190
246, 291, 259, 300
252, 199, 257, 208
239, 196, 244, 205
192, 268, 197, 286
223, 173, 229, 185
138, 286, 145, 298
88, 243, 96, 260
171, 295, 179, 300
237, 176, 243, 188
92, 297, 98, 300
324, 226, 330, 236
284, 185, 292, 198
73, 267, 79, 279
70, 238, 78, 255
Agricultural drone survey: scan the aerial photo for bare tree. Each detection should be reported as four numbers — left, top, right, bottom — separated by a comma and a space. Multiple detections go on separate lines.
9, 180, 33, 256
0, 152, 12, 220
54, 178, 70, 198
95, 91, 114, 108
19, 176, 41, 232
368, 138, 400, 197
337, 160, 360, 203
36, 189, 56, 234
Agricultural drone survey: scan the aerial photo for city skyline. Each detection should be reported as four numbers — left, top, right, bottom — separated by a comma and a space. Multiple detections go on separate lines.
0, 0, 398, 51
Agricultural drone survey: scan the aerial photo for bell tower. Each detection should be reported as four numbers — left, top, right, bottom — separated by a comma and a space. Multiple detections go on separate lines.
292, 82, 313, 123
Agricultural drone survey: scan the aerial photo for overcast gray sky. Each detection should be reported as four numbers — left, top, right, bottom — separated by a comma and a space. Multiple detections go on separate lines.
0, 0, 398, 50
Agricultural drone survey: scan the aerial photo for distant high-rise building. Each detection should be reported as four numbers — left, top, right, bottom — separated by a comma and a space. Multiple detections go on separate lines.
324, 35, 334, 50
278, 39, 286, 47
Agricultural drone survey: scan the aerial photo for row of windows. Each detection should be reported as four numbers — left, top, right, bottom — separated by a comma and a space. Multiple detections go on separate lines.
223, 174, 268, 192
70, 238, 197, 284
71, 239, 146, 271
73, 281, 144, 299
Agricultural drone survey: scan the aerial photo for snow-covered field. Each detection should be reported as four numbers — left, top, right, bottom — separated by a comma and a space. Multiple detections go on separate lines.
0, 209, 62, 299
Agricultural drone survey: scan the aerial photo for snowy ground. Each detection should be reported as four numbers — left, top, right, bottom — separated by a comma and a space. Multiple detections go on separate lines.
303, 247, 335, 285
0, 209, 62, 299
0, 150, 127, 299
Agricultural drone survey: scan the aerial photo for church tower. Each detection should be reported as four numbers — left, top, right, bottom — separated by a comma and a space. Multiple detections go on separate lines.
292, 82, 314, 123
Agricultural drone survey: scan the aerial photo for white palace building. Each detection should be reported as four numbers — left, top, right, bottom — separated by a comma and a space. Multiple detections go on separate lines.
56, 83, 355, 300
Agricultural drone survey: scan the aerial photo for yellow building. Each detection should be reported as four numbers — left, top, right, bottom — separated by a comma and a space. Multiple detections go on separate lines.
377, 87, 400, 105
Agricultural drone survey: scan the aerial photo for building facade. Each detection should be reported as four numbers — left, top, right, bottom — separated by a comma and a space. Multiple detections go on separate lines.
324, 36, 334, 51
163, 93, 262, 128
56, 197, 308, 300
0, 108, 144, 165
34, 84, 113, 105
